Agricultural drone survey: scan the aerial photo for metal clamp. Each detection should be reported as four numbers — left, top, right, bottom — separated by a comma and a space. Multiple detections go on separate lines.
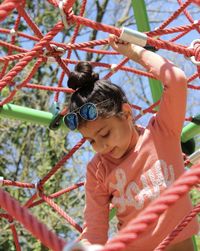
110, 64, 117, 72
63, 241, 103, 251
51, 44, 65, 55
34, 179, 43, 197
0, 176, 4, 187
120, 27, 148, 47
187, 39, 200, 66
189, 149, 200, 165
49, 102, 63, 130
63, 241, 87, 251
191, 115, 200, 125
44, 44, 66, 58
49, 113, 64, 130
10, 28, 17, 36
59, 0, 69, 29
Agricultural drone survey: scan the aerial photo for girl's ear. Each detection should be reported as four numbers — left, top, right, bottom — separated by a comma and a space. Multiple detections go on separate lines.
122, 103, 132, 120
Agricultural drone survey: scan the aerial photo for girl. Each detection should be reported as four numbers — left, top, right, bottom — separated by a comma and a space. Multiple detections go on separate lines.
64, 35, 199, 251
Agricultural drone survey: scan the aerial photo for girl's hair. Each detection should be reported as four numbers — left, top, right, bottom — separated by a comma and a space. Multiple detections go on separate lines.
67, 61, 129, 127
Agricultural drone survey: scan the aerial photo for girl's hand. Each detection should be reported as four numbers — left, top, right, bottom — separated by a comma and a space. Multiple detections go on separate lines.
63, 242, 104, 251
108, 34, 145, 63
87, 244, 104, 251
108, 34, 132, 57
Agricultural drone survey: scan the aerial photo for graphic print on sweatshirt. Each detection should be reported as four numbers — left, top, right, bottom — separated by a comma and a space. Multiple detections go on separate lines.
110, 160, 175, 212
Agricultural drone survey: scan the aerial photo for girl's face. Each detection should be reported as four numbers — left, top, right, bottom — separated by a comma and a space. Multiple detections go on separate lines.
79, 104, 138, 159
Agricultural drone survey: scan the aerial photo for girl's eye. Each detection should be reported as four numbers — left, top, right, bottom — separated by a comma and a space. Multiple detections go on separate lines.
101, 131, 110, 138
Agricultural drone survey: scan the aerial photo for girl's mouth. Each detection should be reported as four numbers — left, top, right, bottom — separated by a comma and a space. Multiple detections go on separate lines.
109, 147, 116, 155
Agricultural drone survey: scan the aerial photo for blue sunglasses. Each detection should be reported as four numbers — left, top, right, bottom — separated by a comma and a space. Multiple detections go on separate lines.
64, 99, 110, 130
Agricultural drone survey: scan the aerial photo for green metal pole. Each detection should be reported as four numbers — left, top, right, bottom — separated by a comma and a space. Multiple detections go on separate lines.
131, 0, 163, 104
109, 207, 117, 221
181, 121, 200, 143
0, 103, 68, 131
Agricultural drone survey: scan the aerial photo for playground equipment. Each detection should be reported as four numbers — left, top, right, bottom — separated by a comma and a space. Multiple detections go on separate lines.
0, 0, 200, 250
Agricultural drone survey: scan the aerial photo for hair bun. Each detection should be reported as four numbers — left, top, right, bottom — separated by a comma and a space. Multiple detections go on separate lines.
68, 61, 99, 90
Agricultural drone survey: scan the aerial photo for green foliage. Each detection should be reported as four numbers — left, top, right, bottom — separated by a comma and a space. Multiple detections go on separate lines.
0, 118, 85, 249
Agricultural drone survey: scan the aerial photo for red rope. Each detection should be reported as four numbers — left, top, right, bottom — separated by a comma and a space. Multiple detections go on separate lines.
0, 12, 21, 79
191, 0, 200, 5
29, 182, 84, 208
41, 138, 85, 186
0, 39, 28, 53
0, 28, 40, 41
3, 180, 35, 188
148, 21, 200, 37
0, 188, 66, 251
70, 14, 121, 37
155, 203, 200, 250
157, 0, 192, 30
17, 5, 43, 39
40, 192, 83, 233
103, 57, 129, 79
25, 83, 74, 93
1, 214, 21, 250
0, 0, 21, 22
17, 5, 71, 76
63, 0, 76, 12
0, 58, 43, 106
103, 164, 200, 251
177, 0, 200, 33
10, 223, 21, 251
0, 22, 63, 89
23, 138, 85, 209
54, 0, 87, 102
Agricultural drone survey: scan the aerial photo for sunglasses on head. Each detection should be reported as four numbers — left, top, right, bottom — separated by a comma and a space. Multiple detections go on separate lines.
64, 99, 110, 130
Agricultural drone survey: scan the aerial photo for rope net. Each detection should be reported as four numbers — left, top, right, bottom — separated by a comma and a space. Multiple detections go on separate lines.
0, 0, 200, 250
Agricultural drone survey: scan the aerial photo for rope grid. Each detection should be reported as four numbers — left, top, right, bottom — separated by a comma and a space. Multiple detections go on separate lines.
0, 0, 200, 250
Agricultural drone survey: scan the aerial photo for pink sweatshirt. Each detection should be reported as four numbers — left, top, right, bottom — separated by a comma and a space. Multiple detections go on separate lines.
80, 52, 199, 250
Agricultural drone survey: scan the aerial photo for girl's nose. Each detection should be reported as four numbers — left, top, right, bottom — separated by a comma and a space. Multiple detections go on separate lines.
94, 139, 110, 154
102, 142, 110, 153
97, 142, 109, 154
103, 140, 110, 149
104, 142, 109, 148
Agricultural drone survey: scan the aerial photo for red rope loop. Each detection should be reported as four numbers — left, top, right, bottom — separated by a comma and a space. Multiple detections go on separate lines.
188, 40, 200, 65
194, 41, 200, 63
65, 8, 74, 26
0, 0, 21, 22
191, 0, 200, 6
0, 188, 66, 251
155, 203, 200, 250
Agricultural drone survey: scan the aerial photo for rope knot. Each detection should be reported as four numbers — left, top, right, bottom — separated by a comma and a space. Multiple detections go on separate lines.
65, 8, 74, 25
188, 39, 200, 66
193, 41, 200, 63
193, 41, 200, 78
44, 44, 65, 58
35, 180, 43, 197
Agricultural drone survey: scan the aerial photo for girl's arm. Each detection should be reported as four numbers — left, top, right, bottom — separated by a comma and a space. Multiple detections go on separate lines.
80, 159, 110, 245
109, 35, 187, 136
